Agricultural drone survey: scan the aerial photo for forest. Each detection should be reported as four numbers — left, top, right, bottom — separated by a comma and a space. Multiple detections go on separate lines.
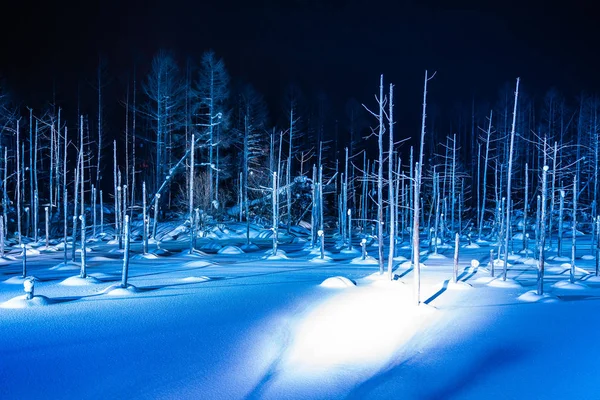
1, 49, 599, 302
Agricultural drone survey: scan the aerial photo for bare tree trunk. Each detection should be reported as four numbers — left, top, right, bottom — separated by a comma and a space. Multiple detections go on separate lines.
100, 190, 104, 235
16, 119, 21, 244
537, 166, 549, 295
503, 78, 520, 281
479, 111, 493, 239
453, 232, 459, 283
414, 70, 431, 305
121, 215, 131, 288
377, 74, 384, 275
387, 82, 395, 280
558, 189, 565, 257
189, 132, 195, 253
272, 171, 278, 256
45, 206, 49, 249
143, 182, 148, 254
523, 163, 528, 251
113, 140, 118, 242
570, 174, 578, 284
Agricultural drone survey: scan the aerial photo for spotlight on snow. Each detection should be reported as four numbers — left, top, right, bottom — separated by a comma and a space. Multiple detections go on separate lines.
283, 283, 437, 372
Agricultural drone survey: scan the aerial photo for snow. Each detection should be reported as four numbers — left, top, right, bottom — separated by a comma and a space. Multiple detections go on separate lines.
2, 225, 600, 399
217, 245, 244, 255
320, 276, 356, 288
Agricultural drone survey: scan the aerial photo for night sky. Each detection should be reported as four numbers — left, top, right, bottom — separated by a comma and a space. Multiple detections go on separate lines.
1, 0, 598, 125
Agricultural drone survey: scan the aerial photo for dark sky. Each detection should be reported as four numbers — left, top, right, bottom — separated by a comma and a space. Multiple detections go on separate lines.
1, 0, 598, 121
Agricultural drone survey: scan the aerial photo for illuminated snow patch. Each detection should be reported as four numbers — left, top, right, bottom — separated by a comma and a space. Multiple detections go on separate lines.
0, 295, 52, 309
428, 253, 447, 259
463, 243, 480, 249
393, 255, 408, 262
551, 281, 589, 290
320, 276, 356, 288
284, 283, 437, 371
218, 246, 244, 255
182, 260, 213, 268
581, 255, 595, 260
180, 276, 211, 283
470, 259, 480, 268
132, 253, 159, 260
518, 290, 559, 303
59, 276, 102, 286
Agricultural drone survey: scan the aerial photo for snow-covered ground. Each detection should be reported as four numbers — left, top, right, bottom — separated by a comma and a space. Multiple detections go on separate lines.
2, 225, 600, 399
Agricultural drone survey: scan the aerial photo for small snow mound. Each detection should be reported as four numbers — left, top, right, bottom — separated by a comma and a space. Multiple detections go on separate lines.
463, 243, 480, 249
75, 248, 93, 253
49, 262, 81, 271
546, 265, 566, 274
487, 278, 521, 288
339, 247, 360, 255
241, 243, 260, 252
399, 261, 426, 269
521, 258, 538, 265
0, 255, 17, 263
476, 239, 491, 245
551, 280, 589, 290
200, 242, 223, 251
518, 290, 559, 303
493, 259, 513, 267
583, 275, 600, 283
550, 256, 571, 262
22, 248, 41, 256
310, 255, 333, 263
59, 276, 102, 286
320, 276, 356, 288
3, 276, 40, 285
265, 250, 288, 260
309, 247, 333, 256
217, 246, 244, 255
132, 253, 159, 260
0, 295, 52, 309
393, 255, 408, 262
427, 253, 447, 259
182, 260, 213, 268
104, 284, 140, 296
581, 255, 595, 260
152, 249, 172, 257
180, 276, 211, 283
350, 255, 378, 265
292, 237, 307, 243
470, 259, 480, 268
